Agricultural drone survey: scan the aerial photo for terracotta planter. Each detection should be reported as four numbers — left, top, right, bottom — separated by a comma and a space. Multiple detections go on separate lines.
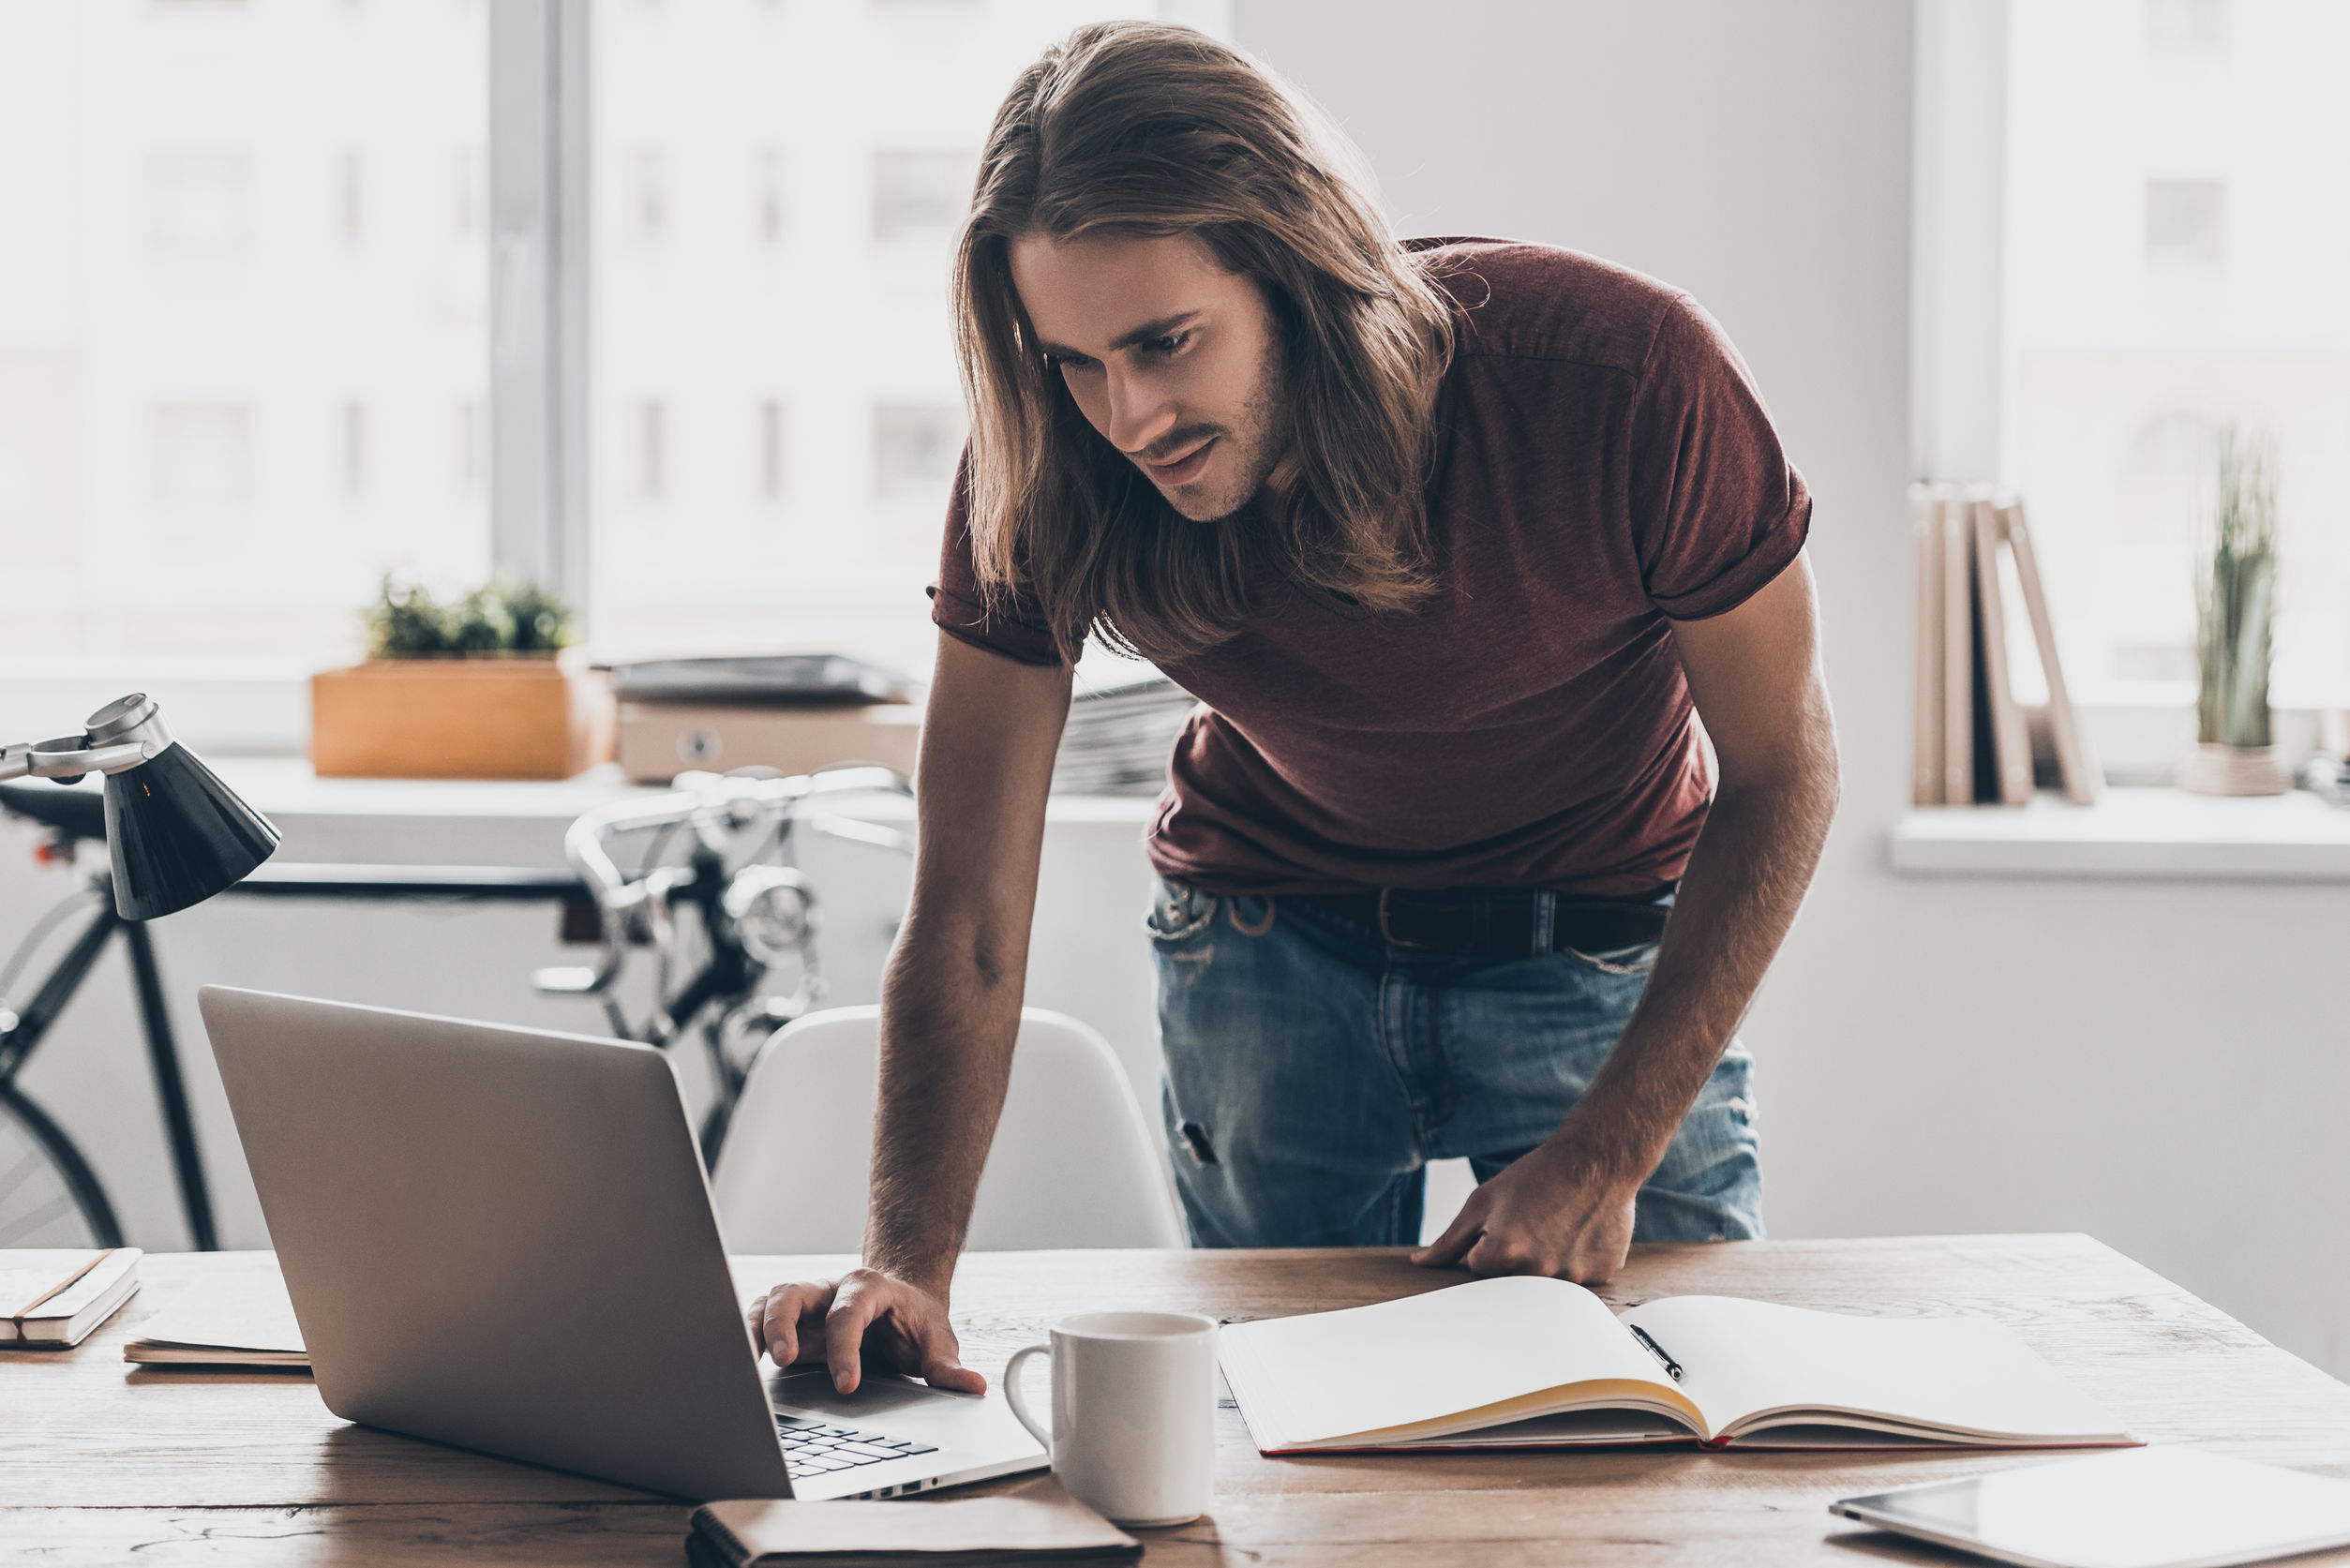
310, 653, 616, 780
2178, 741, 2290, 798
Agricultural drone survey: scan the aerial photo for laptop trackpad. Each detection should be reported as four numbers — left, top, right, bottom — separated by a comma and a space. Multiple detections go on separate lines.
770, 1366, 982, 1418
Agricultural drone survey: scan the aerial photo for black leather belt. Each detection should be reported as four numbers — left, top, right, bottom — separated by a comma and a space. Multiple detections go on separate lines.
1295, 887, 1672, 957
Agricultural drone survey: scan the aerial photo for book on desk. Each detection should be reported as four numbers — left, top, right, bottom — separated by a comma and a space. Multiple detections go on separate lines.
0, 1247, 142, 1348
1218, 1276, 2137, 1454
121, 1265, 309, 1368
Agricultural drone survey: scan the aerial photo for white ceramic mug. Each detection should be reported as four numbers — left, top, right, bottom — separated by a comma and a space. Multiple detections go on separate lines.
1003, 1310, 1218, 1528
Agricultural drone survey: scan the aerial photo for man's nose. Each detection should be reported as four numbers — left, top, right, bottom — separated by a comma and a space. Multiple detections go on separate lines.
1105, 367, 1177, 457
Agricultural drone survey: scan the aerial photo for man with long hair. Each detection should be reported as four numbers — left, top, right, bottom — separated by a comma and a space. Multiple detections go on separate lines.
750, 21, 1837, 1395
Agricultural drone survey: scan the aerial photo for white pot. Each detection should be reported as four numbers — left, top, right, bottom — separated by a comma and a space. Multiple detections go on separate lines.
2178, 742, 2291, 798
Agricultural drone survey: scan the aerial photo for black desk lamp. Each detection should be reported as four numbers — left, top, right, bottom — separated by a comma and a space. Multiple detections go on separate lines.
0, 694, 279, 919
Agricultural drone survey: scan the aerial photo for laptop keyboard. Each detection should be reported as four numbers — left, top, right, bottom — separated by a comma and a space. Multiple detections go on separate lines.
775, 1414, 939, 1479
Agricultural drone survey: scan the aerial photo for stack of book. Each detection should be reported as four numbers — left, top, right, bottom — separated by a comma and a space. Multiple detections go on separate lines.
1051, 671, 1197, 798
1910, 484, 2103, 807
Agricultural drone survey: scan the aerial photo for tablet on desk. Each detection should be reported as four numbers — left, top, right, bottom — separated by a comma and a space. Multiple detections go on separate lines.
1832, 1447, 2350, 1568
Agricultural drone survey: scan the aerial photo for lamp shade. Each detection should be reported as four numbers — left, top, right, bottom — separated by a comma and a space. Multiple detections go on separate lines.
103, 742, 281, 921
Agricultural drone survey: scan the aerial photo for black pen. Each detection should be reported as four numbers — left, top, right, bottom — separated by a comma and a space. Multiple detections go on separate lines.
1629, 1323, 1684, 1382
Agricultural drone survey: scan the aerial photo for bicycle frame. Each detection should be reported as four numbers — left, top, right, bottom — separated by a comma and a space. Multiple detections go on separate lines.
0, 877, 194, 1249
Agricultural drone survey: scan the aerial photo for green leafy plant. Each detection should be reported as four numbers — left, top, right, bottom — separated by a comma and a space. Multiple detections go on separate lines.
501, 579, 575, 652
366, 575, 576, 659
2194, 427, 2279, 749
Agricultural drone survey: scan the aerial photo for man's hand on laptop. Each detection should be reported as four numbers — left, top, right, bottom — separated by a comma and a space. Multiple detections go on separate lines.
747, 1268, 986, 1396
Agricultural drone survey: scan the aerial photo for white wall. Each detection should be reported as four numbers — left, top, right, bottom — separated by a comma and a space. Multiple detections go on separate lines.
1234, 0, 2350, 1377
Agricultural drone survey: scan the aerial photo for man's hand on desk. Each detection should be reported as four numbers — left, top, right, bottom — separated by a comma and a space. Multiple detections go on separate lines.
1410, 1138, 1641, 1285
746, 1267, 986, 1396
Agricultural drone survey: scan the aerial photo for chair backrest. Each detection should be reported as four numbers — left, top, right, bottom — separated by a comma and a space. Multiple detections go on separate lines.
708, 1004, 1186, 1253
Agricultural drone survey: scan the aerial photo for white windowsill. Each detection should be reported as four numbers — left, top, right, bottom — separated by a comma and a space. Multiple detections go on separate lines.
11, 758, 1159, 869
1891, 786, 2350, 881
195, 758, 1161, 828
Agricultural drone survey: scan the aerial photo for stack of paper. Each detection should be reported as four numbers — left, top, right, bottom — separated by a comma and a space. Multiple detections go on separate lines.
0, 1247, 142, 1348
1051, 671, 1196, 798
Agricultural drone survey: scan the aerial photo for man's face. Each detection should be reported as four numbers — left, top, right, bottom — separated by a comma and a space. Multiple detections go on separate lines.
1009, 230, 1288, 522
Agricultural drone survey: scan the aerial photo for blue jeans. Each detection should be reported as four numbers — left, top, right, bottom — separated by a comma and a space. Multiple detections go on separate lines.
1148, 879, 1761, 1248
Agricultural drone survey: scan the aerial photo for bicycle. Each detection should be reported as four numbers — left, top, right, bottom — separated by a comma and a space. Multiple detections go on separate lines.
0, 765, 909, 1251
534, 764, 914, 1159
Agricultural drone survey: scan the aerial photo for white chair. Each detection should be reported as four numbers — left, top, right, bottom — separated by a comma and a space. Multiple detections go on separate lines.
709, 1004, 1186, 1252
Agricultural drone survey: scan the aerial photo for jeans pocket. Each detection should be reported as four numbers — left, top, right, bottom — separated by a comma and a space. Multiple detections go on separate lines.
1560, 939, 1661, 976
1144, 879, 1220, 945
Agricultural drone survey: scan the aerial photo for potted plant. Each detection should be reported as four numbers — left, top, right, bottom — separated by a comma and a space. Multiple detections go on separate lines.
309, 577, 616, 779
2179, 429, 2289, 797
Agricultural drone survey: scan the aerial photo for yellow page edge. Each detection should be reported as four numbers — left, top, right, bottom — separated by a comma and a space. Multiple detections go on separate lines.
1220, 1321, 1710, 1454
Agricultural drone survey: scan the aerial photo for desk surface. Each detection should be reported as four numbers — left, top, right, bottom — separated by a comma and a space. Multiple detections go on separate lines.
7, 1236, 2350, 1565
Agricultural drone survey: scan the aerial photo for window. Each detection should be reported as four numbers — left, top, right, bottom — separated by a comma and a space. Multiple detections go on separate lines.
2147, 0, 2228, 48
0, 0, 1224, 733
0, 3, 488, 673
636, 400, 668, 501
152, 403, 253, 506
875, 404, 965, 501
2143, 178, 2225, 263
756, 147, 786, 246
588, 1, 1178, 676
758, 399, 786, 501
630, 149, 669, 245
337, 149, 367, 246
453, 148, 483, 241
1998, 0, 2350, 712
340, 401, 367, 500
147, 153, 250, 258
874, 149, 977, 243
457, 400, 484, 496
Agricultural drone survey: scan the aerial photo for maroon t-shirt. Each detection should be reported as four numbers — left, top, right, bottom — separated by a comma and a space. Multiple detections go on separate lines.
931, 238, 1810, 896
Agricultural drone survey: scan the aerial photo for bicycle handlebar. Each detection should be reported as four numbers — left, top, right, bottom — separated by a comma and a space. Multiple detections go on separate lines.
557, 765, 913, 996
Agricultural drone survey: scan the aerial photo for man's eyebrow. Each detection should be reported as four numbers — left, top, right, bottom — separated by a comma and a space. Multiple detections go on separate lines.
1036, 311, 1202, 359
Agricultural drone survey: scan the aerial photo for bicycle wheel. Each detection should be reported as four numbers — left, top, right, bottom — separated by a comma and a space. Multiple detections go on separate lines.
0, 1083, 122, 1248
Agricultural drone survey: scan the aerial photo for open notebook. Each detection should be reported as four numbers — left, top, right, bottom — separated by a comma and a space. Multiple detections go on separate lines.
122, 1269, 307, 1368
1217, 1277, 2137, 1453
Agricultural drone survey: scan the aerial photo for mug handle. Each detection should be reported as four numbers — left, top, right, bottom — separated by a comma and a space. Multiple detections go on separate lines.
1002, 1342, 1054, 1458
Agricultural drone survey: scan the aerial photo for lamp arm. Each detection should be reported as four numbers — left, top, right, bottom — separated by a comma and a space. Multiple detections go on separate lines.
1, 694, 181, 784
0, 737, 157, 782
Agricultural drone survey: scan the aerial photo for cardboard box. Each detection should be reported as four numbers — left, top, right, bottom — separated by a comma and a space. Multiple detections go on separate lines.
617, 701, 921, 784
310, 654, 616, 780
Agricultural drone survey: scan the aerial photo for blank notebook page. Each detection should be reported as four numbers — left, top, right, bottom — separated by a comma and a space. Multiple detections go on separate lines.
1225, 1276, 1667, 1444
1622, 1296, 2125, 1441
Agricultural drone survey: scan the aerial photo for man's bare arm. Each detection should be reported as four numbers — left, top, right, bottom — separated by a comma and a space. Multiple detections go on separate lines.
1414, 551, 1838, 1281
748, 633, 1070, 1391
865, 636, 1071, 1291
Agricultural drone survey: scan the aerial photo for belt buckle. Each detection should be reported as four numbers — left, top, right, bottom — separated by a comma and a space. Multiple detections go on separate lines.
1375, 888, 1448, 949
1375, 889, 1418, 948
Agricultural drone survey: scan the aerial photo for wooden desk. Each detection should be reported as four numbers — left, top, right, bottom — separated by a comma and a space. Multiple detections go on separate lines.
7, 1236, 2350, 1564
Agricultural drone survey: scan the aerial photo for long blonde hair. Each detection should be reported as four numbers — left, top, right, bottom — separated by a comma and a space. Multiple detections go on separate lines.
952, 21, 1456, 665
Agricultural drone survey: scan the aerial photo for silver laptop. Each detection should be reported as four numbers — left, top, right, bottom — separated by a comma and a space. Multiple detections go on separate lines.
197, 986, 1046, 1501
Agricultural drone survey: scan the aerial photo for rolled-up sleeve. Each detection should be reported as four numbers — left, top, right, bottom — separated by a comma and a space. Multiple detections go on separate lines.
929, 450, 1066, 666
1628, 295, 1811, 621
